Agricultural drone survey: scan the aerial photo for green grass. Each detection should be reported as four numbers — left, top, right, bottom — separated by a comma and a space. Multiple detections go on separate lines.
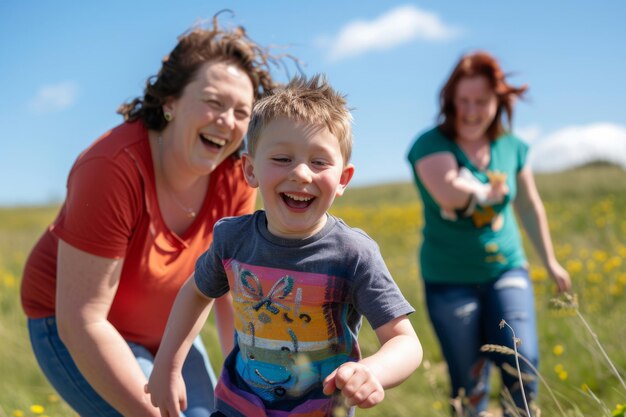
1, 165, 625, 416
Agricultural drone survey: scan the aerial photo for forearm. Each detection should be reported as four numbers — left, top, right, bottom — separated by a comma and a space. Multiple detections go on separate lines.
416, 156, 477, 210
60, 320, 160, 416
359, 334, 422, 389
147, 278, 214, 414
153, 278, 214, 374
518, 202, 558, 268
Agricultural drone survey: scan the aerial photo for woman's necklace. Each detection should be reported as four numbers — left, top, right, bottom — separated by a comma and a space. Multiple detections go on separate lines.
158, 135, 197, 218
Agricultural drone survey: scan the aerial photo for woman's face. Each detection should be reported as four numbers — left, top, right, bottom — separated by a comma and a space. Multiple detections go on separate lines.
163, 60, 254, 176
453, 75, 498, 142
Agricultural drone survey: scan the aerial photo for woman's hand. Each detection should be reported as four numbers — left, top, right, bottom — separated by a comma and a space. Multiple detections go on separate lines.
484, 180, 509, 205
547, 260, 572, 293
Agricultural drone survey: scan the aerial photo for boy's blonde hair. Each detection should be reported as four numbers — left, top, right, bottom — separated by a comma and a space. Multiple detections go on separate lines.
246, 74, 353, 163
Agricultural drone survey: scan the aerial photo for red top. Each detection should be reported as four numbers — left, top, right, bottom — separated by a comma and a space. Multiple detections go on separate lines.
21, 121, 255, 353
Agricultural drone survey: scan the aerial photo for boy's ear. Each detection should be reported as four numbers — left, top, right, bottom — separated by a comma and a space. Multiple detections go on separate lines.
241, 153, 259, 188
335, 163, 355, 197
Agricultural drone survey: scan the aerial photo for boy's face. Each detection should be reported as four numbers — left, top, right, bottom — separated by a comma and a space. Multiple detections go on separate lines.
242, 116, 354, 239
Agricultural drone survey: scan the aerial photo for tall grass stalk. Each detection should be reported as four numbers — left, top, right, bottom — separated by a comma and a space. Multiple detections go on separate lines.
499, 320, 532, 417
551, 293, 626, 393
481, 344, 568, 417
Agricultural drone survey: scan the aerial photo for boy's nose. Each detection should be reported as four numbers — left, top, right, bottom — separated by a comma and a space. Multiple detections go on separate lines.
289, 163, 313, 183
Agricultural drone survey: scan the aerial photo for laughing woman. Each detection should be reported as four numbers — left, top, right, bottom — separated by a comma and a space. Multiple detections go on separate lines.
407, 51, 571, 416
20, 15, 280, 417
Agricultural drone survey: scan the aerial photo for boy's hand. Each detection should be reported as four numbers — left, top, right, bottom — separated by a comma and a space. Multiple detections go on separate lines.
322, 362, 384, 408
144, 371, 187, 417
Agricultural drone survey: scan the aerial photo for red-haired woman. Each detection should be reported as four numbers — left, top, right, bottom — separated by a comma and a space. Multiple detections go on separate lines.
407, 51, 571, 416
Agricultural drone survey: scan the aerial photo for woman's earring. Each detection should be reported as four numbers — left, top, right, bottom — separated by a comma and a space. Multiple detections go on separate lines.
164, 111, 173, 122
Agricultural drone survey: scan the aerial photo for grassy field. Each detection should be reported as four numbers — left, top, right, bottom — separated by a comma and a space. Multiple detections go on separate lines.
1, 165, 625, 416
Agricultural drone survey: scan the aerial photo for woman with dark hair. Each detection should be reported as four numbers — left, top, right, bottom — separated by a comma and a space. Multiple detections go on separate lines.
21, 15, 281, 417
407, 51, 571, 416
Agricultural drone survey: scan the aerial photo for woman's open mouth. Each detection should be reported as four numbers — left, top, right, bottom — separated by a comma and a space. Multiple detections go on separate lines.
200, 133, 226, 150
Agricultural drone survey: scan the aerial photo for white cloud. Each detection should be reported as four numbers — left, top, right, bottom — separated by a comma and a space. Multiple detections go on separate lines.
324, 5, 460, 61
515, 125, 542, 144
29, 81, 78, 113
527, 123, 626, 172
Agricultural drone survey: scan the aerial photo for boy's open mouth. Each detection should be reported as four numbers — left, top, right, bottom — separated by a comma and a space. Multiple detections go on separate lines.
282, 192, 314, 209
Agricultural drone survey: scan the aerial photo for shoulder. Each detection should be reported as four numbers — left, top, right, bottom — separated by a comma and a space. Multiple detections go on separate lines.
407, 126, 453, 163
497, 132, 529, 151
329, 216, 381, 254
68, 122, 149, 188
214, 212, 257, 236
78, 121, 147, 162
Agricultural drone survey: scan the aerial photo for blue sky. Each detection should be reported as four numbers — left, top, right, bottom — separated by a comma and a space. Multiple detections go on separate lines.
2, 1, 626, 206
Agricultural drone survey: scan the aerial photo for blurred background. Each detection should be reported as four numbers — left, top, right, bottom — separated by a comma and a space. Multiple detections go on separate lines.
1, 0, 625, 206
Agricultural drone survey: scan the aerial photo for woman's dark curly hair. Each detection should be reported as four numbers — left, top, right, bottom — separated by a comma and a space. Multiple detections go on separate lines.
438, 51, 528, 142
117, 12, 279, 131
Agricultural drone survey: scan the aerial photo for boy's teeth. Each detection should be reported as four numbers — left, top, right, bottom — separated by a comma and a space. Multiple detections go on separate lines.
285, 193, 312, 202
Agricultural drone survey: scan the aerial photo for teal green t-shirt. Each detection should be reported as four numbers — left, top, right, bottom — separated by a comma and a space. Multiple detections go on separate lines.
407, 127, 529, 284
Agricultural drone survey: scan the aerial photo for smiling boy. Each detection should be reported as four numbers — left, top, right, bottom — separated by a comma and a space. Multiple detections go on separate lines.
147, 75, 422, 417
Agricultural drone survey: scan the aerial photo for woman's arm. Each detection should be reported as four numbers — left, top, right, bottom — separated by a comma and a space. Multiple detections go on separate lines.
147, 276, 215, 417
323, 316, 422, 408
415, 152, 475, 209
56, 239, 161, 416
415, 152, 507, 212
513, 166, 572, 292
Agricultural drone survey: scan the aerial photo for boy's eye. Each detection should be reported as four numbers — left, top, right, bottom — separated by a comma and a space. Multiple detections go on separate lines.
312, 160, 328, 167
271, 157, 290, 163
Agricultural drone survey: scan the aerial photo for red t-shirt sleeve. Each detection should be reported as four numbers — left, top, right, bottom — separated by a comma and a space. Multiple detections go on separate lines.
53, 156, 141, 259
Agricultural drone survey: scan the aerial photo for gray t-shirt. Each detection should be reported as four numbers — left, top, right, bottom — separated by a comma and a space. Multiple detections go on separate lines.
195, 210, 414, 416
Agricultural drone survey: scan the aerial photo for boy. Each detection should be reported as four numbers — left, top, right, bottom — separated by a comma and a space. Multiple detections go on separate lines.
147, 75, 422, 417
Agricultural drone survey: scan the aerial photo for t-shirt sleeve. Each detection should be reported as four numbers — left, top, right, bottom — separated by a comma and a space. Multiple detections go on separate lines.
194, 222, 230, 298
516, 136, 530, 173
350, 238, 415, 330
407, 128, 453, 166
52, 156, 140, 259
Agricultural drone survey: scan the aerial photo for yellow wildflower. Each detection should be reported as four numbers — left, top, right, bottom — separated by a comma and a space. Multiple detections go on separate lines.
566, 259, 583, 274
30, 405, 45, 415
552, 344, 564, 356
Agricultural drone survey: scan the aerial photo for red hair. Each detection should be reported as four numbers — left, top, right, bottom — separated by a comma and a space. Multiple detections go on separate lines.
438, 51, 528, 141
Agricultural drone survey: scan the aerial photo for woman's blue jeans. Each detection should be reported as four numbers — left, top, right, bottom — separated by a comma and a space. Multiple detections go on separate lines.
424, 268, 538, 416
28, 317, 217, 417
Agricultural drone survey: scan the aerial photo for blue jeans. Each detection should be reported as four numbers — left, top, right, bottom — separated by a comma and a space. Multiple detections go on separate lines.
424, 268, 538, 416
28, 317, 217, 417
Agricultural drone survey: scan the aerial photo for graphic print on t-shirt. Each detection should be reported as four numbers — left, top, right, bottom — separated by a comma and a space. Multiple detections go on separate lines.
224, 259, 355, 403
